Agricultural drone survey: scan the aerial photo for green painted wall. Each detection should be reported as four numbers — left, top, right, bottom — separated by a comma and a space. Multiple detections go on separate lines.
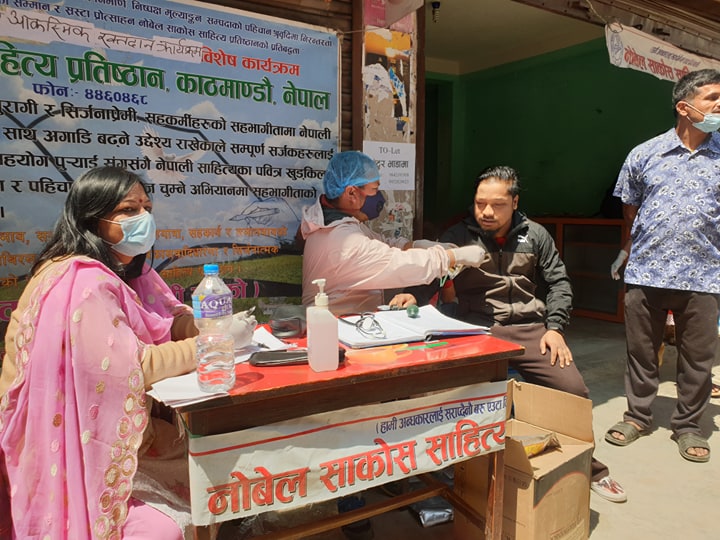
424, 38, 674, 227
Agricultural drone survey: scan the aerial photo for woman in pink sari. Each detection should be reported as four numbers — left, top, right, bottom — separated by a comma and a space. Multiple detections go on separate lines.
0, 167, 200, 539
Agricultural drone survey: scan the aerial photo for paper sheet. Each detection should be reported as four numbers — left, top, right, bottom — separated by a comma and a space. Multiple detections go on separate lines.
338, 305, 488, 348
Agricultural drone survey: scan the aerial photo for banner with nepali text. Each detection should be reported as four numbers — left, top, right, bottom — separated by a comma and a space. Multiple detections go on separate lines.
187, 381, 507, 526
605, 23, 720, 83
0, 0, 339, 344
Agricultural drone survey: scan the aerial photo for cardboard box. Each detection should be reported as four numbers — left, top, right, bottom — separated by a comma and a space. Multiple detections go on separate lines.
453, 380, 594, 540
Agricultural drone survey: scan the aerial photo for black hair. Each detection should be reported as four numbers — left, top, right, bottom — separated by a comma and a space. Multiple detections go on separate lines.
32, 166, 153, 280
672, 69, 720, 117
473, 165, 521, 197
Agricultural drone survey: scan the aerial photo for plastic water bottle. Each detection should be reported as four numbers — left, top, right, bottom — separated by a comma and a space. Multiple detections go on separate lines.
306, 278, 339, 372
192, 264, 235, 392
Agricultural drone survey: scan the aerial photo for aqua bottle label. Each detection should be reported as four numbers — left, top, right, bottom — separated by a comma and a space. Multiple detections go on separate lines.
192, 293, 232, 319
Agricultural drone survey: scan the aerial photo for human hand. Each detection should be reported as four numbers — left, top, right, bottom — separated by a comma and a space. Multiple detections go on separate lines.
448, 245, 486, 267
388, 293, 417, 308
412, 239, 458, 250
610, 249, 628, 280
230, 308, 258, 348
540, 330, 573, 368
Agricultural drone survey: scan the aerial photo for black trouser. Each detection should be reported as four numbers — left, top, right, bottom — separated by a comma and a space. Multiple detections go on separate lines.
490, 323, 609, 482
623, 285, 719, 436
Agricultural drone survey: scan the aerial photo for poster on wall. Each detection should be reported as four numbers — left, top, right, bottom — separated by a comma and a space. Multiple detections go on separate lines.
362, 22, 416, 242
0, 0, 340, 343
363, 140, 415, 191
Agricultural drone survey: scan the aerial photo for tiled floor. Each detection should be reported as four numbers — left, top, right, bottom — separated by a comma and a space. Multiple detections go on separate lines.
220, 317, 720, 539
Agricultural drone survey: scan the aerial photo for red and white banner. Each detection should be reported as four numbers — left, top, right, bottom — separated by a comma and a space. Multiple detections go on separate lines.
605, 23, 720, 82
188, 381, 507, 525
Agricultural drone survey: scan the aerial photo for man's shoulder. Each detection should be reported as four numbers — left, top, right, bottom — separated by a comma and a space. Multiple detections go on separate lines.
520, 218, 554, 244
629, 128, 677, 156
707, 131, 720, 152
439, 216, 476, 243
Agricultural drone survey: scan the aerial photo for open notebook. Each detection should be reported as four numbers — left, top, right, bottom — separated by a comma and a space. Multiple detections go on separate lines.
338, 304, 489, 349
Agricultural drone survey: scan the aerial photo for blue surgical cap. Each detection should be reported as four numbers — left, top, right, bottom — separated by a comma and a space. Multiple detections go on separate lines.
323, 151, 380, 200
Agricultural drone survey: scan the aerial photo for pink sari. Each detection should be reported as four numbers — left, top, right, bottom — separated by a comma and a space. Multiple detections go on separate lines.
0, 257, 185, 539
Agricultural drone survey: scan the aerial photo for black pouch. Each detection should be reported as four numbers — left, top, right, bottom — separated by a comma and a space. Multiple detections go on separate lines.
269, 305, 307, 338
249, 349, 345, 367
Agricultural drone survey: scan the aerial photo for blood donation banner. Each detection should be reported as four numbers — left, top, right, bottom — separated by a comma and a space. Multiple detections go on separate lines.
0, 0, 340, 342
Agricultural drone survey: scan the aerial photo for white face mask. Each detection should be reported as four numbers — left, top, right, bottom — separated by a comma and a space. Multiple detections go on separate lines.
685, 102, 720, 133
101, 212, 156, 257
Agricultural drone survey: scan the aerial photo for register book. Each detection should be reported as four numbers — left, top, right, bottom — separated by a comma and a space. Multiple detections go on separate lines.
338, 304, 489, 349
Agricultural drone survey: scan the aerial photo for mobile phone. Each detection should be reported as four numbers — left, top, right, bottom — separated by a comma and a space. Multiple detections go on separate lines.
249, 349, 345, 367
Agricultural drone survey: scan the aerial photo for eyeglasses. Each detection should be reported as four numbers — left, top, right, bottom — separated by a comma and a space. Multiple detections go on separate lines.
339, 312, 386, 340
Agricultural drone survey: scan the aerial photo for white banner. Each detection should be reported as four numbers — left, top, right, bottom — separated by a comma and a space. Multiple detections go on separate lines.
0, 0, 340, 329
188, 381, 507, 525
606, 23, 720, 82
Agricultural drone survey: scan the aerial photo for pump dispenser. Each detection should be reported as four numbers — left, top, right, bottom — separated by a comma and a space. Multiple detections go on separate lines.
306, 278, 339, 372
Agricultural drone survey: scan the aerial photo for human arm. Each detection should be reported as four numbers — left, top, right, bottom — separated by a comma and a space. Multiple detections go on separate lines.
610, 238, 632, 280
534, 225, 573, 334
405, 239, 484, 267
410, 239, 458, 250
406, 243, 484, 270
304, 222, 453, 293
137, 304, 198, 389
622, 204, 639, 230
532, 225, 575, 365
609, 204, 639, 279
142, 338, 197, 388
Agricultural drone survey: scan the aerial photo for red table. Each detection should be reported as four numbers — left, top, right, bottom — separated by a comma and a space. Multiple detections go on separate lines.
177, 334, 523, 540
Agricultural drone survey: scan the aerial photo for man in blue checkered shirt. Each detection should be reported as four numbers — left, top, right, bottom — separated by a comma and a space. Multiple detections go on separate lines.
606, 69, 720, 463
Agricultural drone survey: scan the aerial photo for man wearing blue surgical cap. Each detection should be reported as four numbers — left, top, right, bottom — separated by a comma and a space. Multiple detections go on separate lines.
300, 150, 486, 315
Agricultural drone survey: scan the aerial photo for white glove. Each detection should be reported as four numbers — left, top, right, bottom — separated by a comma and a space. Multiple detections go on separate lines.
449, 245, 486, 267
610, 249, 629, 280
230, 308, 257, 348
412, 239, 458, 250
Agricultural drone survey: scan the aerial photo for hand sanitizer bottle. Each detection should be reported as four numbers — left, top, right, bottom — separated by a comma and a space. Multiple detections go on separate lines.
306, 278, 339, 372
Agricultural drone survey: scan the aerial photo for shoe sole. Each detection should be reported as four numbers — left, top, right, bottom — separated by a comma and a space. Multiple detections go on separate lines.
590, 486, 627, 503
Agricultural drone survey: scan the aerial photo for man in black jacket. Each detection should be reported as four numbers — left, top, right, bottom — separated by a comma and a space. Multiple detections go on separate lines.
411, 165, 626, 502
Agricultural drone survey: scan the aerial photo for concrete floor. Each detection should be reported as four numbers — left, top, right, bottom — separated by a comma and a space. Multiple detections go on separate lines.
225, 317, 720, 539
566, 317, 720, 540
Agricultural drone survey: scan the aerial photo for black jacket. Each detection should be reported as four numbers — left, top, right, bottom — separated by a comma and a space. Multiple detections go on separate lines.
412, 211, 572, 332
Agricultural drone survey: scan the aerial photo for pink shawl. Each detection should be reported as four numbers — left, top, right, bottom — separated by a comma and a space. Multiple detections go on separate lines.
0, 257, 181, 539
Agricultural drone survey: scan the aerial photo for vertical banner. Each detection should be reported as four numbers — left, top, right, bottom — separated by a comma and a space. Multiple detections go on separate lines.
0, 0, 340, 344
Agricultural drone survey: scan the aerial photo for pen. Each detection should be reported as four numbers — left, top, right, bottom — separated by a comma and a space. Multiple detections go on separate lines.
404, 341, 449, 351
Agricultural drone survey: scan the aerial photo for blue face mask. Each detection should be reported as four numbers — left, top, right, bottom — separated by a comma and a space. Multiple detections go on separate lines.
101, 212, 156, 257
360, 191, 386, 220
685, 102, 720, 133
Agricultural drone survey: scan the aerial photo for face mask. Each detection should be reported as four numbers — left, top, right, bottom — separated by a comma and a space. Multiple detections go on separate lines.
360, 191, 386, 220
101, 212, 156, 257
685, 102, 720, 133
